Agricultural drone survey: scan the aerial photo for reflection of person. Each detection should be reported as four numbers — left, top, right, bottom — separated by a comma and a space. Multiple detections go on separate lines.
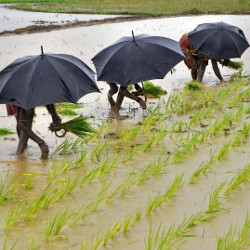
180, 33, 231, 83
6, 104, 61, 158
107, 82, 146, 113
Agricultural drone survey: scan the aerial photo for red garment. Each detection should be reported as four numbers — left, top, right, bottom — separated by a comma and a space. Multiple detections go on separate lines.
180, 33, 210, 69
6, 104, 18, 117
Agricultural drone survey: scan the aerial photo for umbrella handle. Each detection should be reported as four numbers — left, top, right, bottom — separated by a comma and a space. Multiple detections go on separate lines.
55, 129, 67, 138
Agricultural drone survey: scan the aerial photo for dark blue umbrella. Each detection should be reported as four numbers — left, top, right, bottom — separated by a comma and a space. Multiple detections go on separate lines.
188, 22, 249, 61
0, 47, 100, 110
92, 32, 185, 87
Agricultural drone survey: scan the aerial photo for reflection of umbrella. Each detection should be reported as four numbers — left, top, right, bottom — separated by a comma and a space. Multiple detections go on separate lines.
92, 32, 185, 87
0, 47, 100, 110
189, 22, 249, 61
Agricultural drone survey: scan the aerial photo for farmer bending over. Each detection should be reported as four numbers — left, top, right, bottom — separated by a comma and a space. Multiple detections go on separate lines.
107, 82, 146, 113
179, 33, 232, 83
6, 104, 61, 158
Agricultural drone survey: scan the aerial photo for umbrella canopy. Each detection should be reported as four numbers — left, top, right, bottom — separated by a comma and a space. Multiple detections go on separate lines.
92, 32, 185, 87
188, 22, 249, 61
0, 48, 100, 110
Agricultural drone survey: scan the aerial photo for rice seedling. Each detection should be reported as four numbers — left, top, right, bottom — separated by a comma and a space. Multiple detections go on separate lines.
51, 138, 75, 157
49, 116, 96, 138
90, 141, 108, 162
133, 164, 152, 185
0, 128, 15, 135
241, 122, 250, 138
47, 161, 72, 180
56, 102, 82, 116
103, 222, 122, 246
91, 233, 104, 250
143, 81, 167, 98
224, 164, 250, 195
145, 223, 163, 250
22, 173, 38, 190
133, 209, 142, 226
150, 156, 170, 176
121, 146, 137, 163
0, 175, 20, 203
45, 208, 71, 242
107, 175, 135, 201
143, 133, 157, 151
231, 132, 245, 147
217, 212, 250, 250
2, 235, 18, 250
216, 141, 232, 160
119, 125, 140, 142
121, 213, 133, 233
206, 182, 226, 213
185, 81, 203, 91
4, 206, 23, 231
70, 182, 109, 225
146, 173, 184, 216
98, 155, 117, 175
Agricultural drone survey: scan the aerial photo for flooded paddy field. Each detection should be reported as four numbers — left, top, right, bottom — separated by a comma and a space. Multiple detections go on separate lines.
0, 12, 249, 249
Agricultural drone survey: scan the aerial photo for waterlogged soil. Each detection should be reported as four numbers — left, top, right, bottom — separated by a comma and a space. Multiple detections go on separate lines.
0, 13, 249, 249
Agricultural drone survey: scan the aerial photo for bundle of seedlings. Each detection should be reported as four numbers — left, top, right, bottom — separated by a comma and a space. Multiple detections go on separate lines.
185, 81, 203, 91
56, 102, 82, 116
49, 116, 96, 138
221, 60, 243, 70
132, 81, 167, 98
0, 128, 15, 135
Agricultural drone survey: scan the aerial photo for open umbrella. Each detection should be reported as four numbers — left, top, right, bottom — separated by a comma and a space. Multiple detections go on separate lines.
0, 47, 100, 110
188, 22, 249, 61
92, 32, 185, 87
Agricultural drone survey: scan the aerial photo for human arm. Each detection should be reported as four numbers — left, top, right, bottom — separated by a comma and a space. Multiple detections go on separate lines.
46, 104, 61, 125
211, 59, 224, 82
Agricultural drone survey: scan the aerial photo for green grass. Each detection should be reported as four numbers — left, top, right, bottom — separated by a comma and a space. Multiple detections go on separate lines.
2, 0, 249, 15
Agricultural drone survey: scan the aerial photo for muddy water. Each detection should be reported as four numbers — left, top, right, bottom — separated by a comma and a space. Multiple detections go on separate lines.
0, 14, 249, 249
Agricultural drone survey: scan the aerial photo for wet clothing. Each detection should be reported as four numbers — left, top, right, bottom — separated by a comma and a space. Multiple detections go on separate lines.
179, 33, 210, 69
6, 104, 18, 117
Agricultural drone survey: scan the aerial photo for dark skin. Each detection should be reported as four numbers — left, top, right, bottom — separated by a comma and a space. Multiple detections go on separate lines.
16, 104, 61, 158
191, 59, 228, 82
108, 83, 146, 113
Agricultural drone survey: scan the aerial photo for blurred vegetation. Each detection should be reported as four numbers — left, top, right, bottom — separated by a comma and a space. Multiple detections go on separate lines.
0, 0, 249, 15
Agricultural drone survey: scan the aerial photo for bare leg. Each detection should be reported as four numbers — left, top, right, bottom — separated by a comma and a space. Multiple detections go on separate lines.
16, 108, 49, 158
108, 83, 118, 108
191, 68, 198, 80
197, 62, 207, 82
211, 59, 224, 82
17, 108, 34, 153
113, 86, 146, 113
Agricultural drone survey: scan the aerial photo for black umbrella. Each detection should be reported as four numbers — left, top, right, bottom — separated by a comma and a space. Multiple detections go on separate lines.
0, 47, 100, 110
188, 22, 249, 61
92, 32, 185, 87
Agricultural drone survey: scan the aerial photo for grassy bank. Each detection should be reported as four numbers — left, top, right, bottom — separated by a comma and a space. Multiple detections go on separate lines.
0, 0, 249, 15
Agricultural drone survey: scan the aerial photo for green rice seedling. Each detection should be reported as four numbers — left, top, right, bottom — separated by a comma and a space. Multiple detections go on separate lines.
22, 173, 38, 190
155, 127, 168, 144
145, 223, 163, 250
122, 146, 137, 163
150, 156, 170, 176
231, 132, 244, 147
50, 116, 96, 138
185, 81, 203, 91
91, 233, 104, 250
99, 155, 117, 175
107, 175, 135, 201
206, 182, 226, 213
216, 141, 232, 160
217, 212, 250, 250
143, 81, 167, 98
224, 164, 250, 195
189, 148, 218, 184
0, 128, 15, 135
244, 106, 250, 114
133, 163, 152, 185
200, 126, 213, 143
188, 108, 206, 126
2, 235, 18, 250
122, 213, 133, 233
133, 209, 142, 226
103, 222, 122, 246
4, 206, 23, 231
235, 104, 244, 120
51, 138, 74, 157
146, 173, 184, 216
241, 122, 250, 138
230, 67, 243, 81
90, 141, 108, 162
70, 182, 109, 225
47, 161, 72, 180
0, 175, 20, 203
119, 125, 140, 142
59, 108, 78, 116
143, 133, 157, 151
71, 149, 87, 169
45, 208, 71, 242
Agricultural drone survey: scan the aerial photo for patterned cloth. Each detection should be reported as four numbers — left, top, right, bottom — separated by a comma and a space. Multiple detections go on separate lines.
180, 33, 210, 69
6, 104, 18, 117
